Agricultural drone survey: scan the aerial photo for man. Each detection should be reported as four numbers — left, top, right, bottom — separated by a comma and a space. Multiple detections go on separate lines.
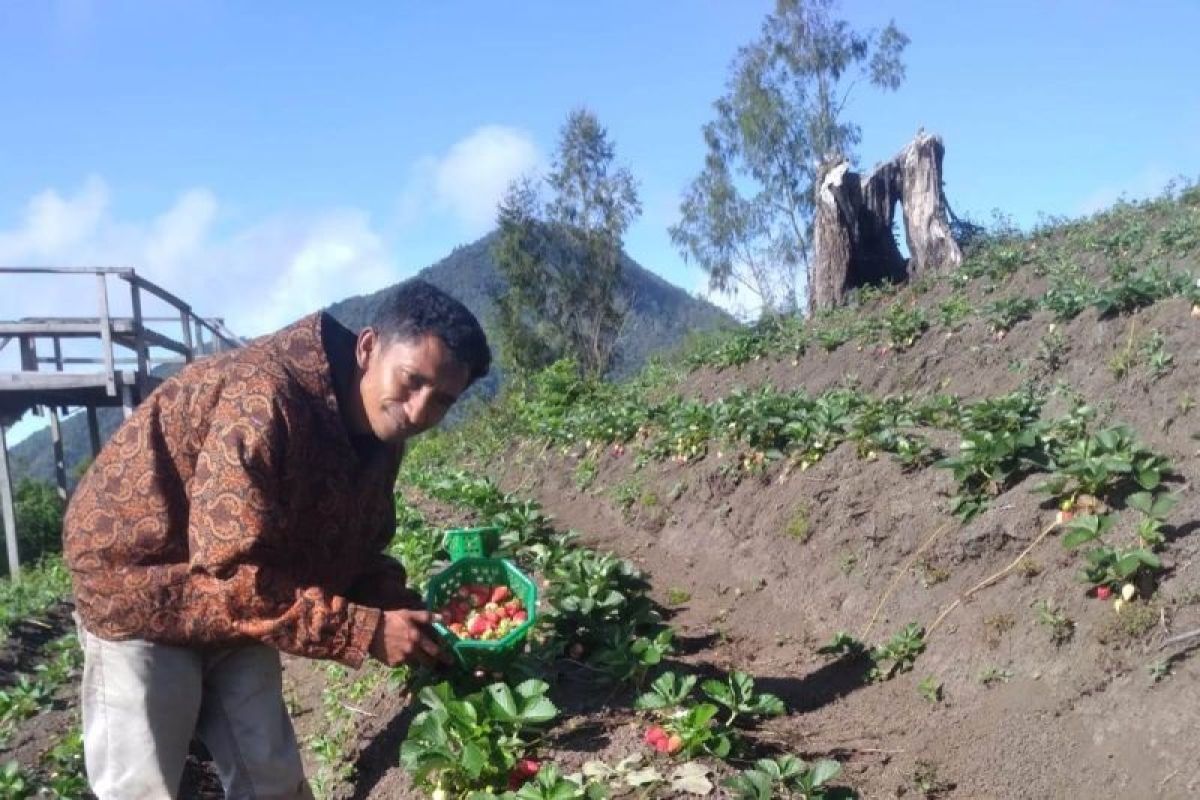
64, 279, 490, 799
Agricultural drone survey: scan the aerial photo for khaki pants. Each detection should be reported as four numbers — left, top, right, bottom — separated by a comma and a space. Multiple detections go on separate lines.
78, 624, 313, 800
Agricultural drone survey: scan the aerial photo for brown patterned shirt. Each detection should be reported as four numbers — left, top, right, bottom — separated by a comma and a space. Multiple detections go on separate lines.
64, 312, 410, 667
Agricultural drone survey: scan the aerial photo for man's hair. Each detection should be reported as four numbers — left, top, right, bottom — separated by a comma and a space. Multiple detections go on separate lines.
371, 279, 491, 384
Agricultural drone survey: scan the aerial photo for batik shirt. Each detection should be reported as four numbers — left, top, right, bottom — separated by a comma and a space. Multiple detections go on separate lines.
64, 312, 408, 667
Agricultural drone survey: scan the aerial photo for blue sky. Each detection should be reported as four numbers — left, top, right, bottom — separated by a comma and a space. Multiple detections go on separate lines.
2, 0, 1200, 443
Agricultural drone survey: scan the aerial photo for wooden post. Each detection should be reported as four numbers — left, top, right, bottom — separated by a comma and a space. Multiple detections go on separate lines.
87, 407, 102, 457
120, 380, 136, 420
18, 337, 37, 372
48, 407, 68, 501
97, 273, 116, 397
180, 308, 195, 363
130, 279, 149, 396
0, 423, 20, 579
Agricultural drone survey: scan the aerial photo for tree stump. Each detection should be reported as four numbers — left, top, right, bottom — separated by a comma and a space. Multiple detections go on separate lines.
809, 131, 963, 313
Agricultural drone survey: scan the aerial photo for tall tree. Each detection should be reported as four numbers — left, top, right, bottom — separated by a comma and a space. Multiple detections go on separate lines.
670, 0, 908, 314
492, 109, 641, 377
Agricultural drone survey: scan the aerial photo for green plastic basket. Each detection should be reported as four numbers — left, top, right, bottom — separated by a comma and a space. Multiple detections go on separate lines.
426, 527, 538, 671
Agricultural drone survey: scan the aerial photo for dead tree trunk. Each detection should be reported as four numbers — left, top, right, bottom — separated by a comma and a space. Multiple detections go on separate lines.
809, 131, 963, 314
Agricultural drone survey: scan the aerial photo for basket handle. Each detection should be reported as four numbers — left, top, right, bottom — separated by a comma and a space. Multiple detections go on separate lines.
442, 526, 501, 561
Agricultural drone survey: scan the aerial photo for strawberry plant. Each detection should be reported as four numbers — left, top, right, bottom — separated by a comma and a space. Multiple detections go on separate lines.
663, 701, 733, 758
882, 304, 928, 350
815, 324, 853, 352
1078, 545, 1162, 591
1040, 275, 1096, 320
0, 761, 28, 800
0, 673, 53, 728
868, 624, 925, 682
1094, 264, 1185, 316
700, 671, 785, 727
1031, 600, 1074, 646
936, 425, 1047, 520
724, 756, 843, 800
937, 293, 973, 330
587, 626, 674, 686
1128, 491, 1177, 549
635, 671, 697, 711
1059, 513, 1115, 550
401, 680, 558, 796
983, 296, 1037, 333
40, 728, 88, 799
816, 631, 868, 659
472, 763, 602, 800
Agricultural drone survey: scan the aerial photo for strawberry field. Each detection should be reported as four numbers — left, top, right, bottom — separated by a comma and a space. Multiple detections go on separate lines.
3, 187, 1200, 797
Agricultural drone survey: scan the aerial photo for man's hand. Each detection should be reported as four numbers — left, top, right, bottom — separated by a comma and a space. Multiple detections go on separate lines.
368, 609, 450, 667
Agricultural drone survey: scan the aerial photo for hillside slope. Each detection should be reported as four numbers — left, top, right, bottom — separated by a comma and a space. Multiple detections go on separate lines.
406, 187, 1200, 798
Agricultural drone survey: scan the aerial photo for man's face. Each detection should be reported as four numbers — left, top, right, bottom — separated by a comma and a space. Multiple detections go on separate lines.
355, 329, 470, 445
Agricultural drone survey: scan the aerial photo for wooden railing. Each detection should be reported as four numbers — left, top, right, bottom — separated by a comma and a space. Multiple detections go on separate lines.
0, 266, 244, 577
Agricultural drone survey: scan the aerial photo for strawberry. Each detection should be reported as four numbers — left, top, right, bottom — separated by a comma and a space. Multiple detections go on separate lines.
664, 734, 683, 755
513, 610, 529, 624
644, 726, 667, 747
517, 758, 540, 777
468, 616, 489, 637
491, 585, 512, 604
1095, 585, 1112, 600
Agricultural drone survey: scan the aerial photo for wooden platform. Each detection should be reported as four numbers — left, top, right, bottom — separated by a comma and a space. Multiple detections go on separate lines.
0, 266, 243, 577
0, 370, 163, 420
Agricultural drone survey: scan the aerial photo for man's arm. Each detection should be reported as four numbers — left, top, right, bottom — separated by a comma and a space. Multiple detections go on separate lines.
181, 403, 439, 667
347, 554, 425, 611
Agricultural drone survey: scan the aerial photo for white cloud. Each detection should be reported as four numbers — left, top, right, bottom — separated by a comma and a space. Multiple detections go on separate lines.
249, 211, 396, 333
0, 177, 402, 347
144, 189, 218, 276
400, 125, 542, 235
0, 175, 108, 262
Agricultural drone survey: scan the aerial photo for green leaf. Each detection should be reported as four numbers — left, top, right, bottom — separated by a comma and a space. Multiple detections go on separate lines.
1152, 494, 1178, 518
1136, 467, 1162, 490
486, 683, 519, 722
700, 679, 733, 706
1127, 492, 1154, 515
461, 741, 488, 779
1132, 550, 1162, 569
515, 679, 550, 699
1062, 526, 1100, 549
808, 759, 842, 787
519, 696, 559, 725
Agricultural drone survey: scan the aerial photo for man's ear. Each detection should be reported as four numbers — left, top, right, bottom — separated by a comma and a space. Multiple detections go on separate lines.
356, 327, 379, 371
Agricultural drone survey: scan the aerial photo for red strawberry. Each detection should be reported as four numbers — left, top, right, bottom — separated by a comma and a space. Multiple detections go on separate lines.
491, 585, 512, 604
468, 616, 489, 637
517, 758, 540, 777
644, 726, 666, 747
1096, 585, 1112, 600
513, 610, 528, 624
